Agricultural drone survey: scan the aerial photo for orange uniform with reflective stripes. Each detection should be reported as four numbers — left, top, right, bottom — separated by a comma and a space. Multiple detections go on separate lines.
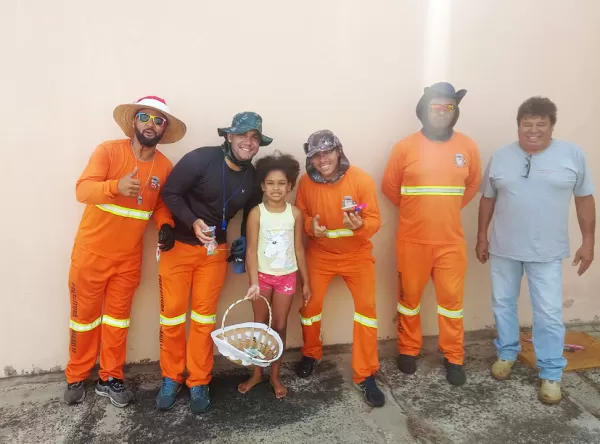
66, 139, 173, 383
382, 131, 481, 364
295, 166, 381, 383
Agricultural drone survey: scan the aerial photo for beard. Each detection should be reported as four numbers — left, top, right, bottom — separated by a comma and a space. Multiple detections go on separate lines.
135, 127, 163, 147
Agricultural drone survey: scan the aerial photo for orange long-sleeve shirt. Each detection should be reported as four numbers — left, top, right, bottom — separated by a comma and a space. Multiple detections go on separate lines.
295, 166, 381, 258
74, 139, 174, 260
381, 131, 481, 245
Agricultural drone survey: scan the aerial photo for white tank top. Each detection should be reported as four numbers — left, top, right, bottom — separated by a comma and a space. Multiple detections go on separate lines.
257, 203, 298, 276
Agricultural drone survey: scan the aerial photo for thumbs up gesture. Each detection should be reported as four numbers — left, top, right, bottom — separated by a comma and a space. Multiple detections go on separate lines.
311, 215, 327, 238
117, 167, 141, 197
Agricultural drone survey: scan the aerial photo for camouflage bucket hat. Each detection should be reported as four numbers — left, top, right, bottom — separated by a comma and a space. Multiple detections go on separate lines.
303, 129, 342, 157
218, 111, 273, 146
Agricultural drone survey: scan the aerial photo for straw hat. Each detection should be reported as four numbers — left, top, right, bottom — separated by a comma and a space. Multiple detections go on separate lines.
113, 96, 187, 144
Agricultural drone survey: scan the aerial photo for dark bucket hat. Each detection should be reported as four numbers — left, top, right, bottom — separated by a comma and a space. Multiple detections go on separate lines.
416, 82, 467, 122
217, 111, 273, 146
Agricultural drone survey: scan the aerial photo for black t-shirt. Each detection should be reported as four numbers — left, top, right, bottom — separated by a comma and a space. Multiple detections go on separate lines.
161, 146, 262, 245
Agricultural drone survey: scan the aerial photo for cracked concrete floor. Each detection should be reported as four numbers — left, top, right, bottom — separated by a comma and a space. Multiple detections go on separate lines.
1, 331, 600, 444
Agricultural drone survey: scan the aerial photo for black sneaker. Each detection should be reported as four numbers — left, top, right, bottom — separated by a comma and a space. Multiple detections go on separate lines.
397, 354, 417, 374
443, 358, 466, 386
64, 381, 85, 405
296, 356, 318, 378
95, 377, 134, 408
355, 376, 385, 407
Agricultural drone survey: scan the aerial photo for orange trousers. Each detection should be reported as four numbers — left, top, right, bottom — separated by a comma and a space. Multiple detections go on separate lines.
396, 240, 467, 364
65, 246, 141, 383
300, 251, 379, 383
158, 241, 227, 387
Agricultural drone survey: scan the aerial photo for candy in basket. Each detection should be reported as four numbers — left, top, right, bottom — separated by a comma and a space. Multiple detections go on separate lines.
211, 295, 283, 367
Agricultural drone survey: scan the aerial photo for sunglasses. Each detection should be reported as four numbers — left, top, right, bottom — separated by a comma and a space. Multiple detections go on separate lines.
136, 112, 167, 127
523, 154, 532, 178
429, 104, 457, 112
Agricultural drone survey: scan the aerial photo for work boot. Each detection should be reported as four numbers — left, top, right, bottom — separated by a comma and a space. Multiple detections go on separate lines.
95, 377, 134, 408
354, 376, 385, 407
397, 354, 417, 374
491, 359, 516, 381
296, 356, 318, 378
443, 358, 466, 386
189, 385, 211, 414
156, 377, 182, 411
64, 381, 85, 405
539, 380, 562, 405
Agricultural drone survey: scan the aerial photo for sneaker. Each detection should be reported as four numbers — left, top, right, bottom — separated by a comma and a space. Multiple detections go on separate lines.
189, 385, 211, 414
156, 377, 182, 411
491, 359, 516, 381
95, 377, 134, 408
354, 376, 385, 407
539, 379, 562, 405
443, 358, 466, 386
397, 354, 417, 374
64, 381, 85, 405
296, 356, 318, 378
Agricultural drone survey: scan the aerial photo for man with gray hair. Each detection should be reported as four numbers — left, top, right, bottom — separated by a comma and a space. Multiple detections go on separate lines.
476, 96, 596, 404
294, 130, 385, 407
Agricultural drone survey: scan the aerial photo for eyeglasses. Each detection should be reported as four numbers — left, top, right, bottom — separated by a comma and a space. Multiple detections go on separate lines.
136, 112, 167, 127
429, 104, 457, 112
523, 155, 532, 178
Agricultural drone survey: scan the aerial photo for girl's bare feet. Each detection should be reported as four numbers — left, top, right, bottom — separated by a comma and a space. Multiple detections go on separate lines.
238, 370, 264, 394
270, 375, 288, 399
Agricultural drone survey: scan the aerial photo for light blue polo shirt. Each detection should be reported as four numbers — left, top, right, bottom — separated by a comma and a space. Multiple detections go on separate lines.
482, 139, 594, 262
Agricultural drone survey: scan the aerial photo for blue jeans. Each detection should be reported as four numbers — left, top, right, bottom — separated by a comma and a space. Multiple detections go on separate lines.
490, 254, 567, 381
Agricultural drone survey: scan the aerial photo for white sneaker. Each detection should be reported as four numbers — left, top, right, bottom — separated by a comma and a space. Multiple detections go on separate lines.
539, 379, 562, 405
491, 359, 515, 381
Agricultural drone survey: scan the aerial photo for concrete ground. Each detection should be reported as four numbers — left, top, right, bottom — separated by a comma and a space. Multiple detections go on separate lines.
1, 327, 600, 444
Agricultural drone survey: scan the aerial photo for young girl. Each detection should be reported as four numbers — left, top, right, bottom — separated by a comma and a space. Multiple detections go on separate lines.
238, 151, 311, 399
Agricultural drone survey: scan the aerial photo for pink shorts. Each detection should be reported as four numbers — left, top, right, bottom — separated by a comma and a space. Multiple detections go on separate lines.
258, 271, 297, 295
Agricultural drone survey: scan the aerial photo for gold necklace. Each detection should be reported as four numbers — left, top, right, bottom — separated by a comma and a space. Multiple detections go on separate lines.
130, 141, 156, 205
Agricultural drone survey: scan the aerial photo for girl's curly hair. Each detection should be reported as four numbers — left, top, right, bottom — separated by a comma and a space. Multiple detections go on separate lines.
255, 150, 301, 189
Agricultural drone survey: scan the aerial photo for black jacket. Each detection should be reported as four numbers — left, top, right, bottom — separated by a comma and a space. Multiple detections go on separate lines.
161, 146, 262, 245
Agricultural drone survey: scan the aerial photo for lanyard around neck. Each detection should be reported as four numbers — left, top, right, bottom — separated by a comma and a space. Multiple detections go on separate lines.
221, 160, 248, 231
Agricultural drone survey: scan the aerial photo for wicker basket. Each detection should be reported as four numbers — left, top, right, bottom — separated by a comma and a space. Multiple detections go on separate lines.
211, 296, 283, 367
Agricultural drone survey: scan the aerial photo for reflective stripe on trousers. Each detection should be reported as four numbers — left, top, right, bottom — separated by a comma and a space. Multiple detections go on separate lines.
300, 313, 322, 326
191, 311, 216, 325
353, 312, 378, 328
160, 313, 187, 326
397, 302, 421, 316
70, 316, 102, 332
102, 315, 131, 328
437, 305, 464, 319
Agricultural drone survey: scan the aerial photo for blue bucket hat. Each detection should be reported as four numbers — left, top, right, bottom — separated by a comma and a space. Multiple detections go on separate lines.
218, 111, 273, 146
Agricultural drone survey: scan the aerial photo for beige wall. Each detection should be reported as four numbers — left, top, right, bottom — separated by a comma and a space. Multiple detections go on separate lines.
2, 0, 599, 377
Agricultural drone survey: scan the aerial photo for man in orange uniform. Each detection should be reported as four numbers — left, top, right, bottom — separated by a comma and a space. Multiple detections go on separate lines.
157, 112, 269, 414
382, 82, 481, 386
295, 130, 385, 407
64, 96, 187, 407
